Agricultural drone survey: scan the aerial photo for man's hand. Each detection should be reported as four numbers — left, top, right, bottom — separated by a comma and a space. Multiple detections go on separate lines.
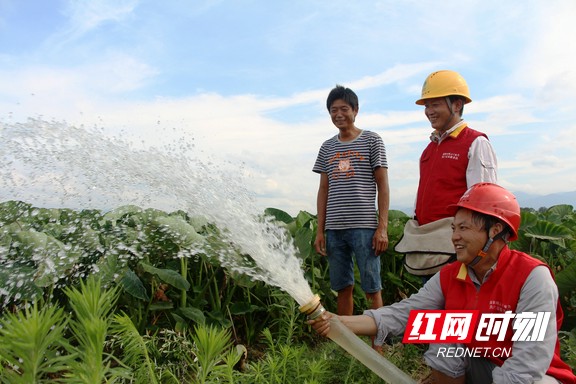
314, 232, 327, 256
372, 228, 388, 255
307, 311, 333, 337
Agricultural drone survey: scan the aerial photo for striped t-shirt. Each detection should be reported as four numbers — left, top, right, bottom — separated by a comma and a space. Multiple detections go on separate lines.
313, 130, 387, 230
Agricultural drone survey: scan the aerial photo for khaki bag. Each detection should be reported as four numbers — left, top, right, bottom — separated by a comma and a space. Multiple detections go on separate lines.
395, 217, 456, 276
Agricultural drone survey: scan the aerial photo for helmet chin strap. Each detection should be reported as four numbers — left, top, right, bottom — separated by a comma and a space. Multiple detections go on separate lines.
445, 96, 459, 118
468, 229, 507, 267
441, 97, 460, 132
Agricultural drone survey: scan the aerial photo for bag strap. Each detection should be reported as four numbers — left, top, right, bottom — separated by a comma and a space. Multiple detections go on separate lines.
402, 253, 456, 271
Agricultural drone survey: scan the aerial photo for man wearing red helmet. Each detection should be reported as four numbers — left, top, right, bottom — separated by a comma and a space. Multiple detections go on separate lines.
310, 183, 576, 383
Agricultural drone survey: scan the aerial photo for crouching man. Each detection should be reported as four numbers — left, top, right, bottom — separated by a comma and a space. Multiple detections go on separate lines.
309, 183, 576, 383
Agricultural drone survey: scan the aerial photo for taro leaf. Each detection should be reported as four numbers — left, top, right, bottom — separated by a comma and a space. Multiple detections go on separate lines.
389, 209, 410, 220
0, 227, 14, 248
35, 249, 82, 288
29, 207, 60, 225
229, 302, 262, 315
0, 264, 43, 302
0, 200, 32, 226
556, 261, 576, 300
102, 205, 143, 224
172, 313, 185, 323
77, 226, 103, 252
121, 269, 149, 301
519, 210, 538, 229
172, 312, 187, 332
294, 226, 314, 258
227, 272, 257, 288
206, 310, 231, 328
95, 253, 127, 285
524, 220, 573, 241
546, 205, 575, 224
42, 223, 64, 239
187, 215, 209, 232
13, 230, 79, 287
296, 210, 314, 228
264, 208, 293, 224
143, 208, 165, 220
140, 262, 190, 290
179, 306, 206, 325
154, 216, 204, 248
555, 261, 576, 331
13, 229, 50, 252
285, 221, 298, 237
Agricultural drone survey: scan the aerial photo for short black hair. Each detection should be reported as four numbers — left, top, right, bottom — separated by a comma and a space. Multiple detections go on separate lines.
326, 85, 359, 111
470, 211, 511, 239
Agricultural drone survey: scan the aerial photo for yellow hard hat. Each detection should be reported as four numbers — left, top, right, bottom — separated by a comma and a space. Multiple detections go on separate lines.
416, 70, 472, 105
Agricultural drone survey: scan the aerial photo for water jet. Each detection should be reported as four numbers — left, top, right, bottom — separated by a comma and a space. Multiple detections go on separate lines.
1, 118, 416, 382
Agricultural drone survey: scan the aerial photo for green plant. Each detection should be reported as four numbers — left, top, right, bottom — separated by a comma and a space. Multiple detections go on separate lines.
381, 342, 429, 381
63, 276, 130, 383
1, 200, 574, 382
267, 291, 306, 344
147, 328, 194, 382
559, 329, 576, 369
0, 302, 73, 383
188, 324, 240, 384
264, 207, 421, 312
111, 313, 160, 383
382, 210, 422, 303
245, 329, 323, 384
513, 205, 576, 330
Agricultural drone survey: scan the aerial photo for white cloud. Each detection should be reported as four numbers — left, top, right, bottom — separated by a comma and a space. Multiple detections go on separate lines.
57, 0, 139, 42
2, 1, 576, 216
510, 1, 576, 104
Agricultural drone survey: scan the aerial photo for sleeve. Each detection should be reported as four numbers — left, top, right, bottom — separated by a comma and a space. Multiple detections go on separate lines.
491, 266, 559, 384
313, 142, 327, 174
370, 132, 388, 169
466, 136, 497, 187
363, 273, 445, 346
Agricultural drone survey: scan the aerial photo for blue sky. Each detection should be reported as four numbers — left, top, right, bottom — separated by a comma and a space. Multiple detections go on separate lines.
1, 0, 575, 216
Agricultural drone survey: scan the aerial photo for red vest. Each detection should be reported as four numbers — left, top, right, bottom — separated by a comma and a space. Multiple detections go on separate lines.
440, 247, 576, 383
415, 126, 485, 225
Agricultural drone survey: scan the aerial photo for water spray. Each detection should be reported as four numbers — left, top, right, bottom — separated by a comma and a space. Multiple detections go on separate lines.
300, 294, 416, 384
1, 119, 417, 382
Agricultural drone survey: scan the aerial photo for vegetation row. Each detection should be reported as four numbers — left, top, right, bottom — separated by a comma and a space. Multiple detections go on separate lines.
0, 200, 574, 382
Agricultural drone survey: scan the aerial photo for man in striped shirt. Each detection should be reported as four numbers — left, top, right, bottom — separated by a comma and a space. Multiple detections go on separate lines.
313, 85, 390, 316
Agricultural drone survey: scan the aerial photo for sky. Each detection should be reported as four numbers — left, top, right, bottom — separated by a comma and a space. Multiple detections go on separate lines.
1, 0, 575, 216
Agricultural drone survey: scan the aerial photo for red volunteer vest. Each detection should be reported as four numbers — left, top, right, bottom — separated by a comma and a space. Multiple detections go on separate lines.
440, 247, 576, 383
415, 126, 485, 225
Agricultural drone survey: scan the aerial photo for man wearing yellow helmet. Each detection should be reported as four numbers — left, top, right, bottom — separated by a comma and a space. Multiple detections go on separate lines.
397, 70, 498, 278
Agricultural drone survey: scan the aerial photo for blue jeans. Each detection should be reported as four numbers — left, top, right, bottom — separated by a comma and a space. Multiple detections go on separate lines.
325, 229, 382, 293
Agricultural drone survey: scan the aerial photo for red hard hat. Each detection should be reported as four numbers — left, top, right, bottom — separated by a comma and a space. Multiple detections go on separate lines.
455, 183, 521, 241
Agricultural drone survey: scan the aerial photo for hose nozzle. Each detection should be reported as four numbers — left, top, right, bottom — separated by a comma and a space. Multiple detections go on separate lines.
299, 294, 325, 320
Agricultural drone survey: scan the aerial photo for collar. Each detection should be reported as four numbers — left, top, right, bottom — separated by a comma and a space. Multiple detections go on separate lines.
456, 261, 499, 286
456, 245, 510, 283
338, 128, 363, 143
430, 120, 467, 143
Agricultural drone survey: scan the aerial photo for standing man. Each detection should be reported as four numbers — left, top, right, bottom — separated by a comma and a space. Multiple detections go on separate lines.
313, 85, 390, 316
397, 70, 498, 278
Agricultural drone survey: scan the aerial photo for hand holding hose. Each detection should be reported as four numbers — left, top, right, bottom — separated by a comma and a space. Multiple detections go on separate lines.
307, 311, 334, 337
